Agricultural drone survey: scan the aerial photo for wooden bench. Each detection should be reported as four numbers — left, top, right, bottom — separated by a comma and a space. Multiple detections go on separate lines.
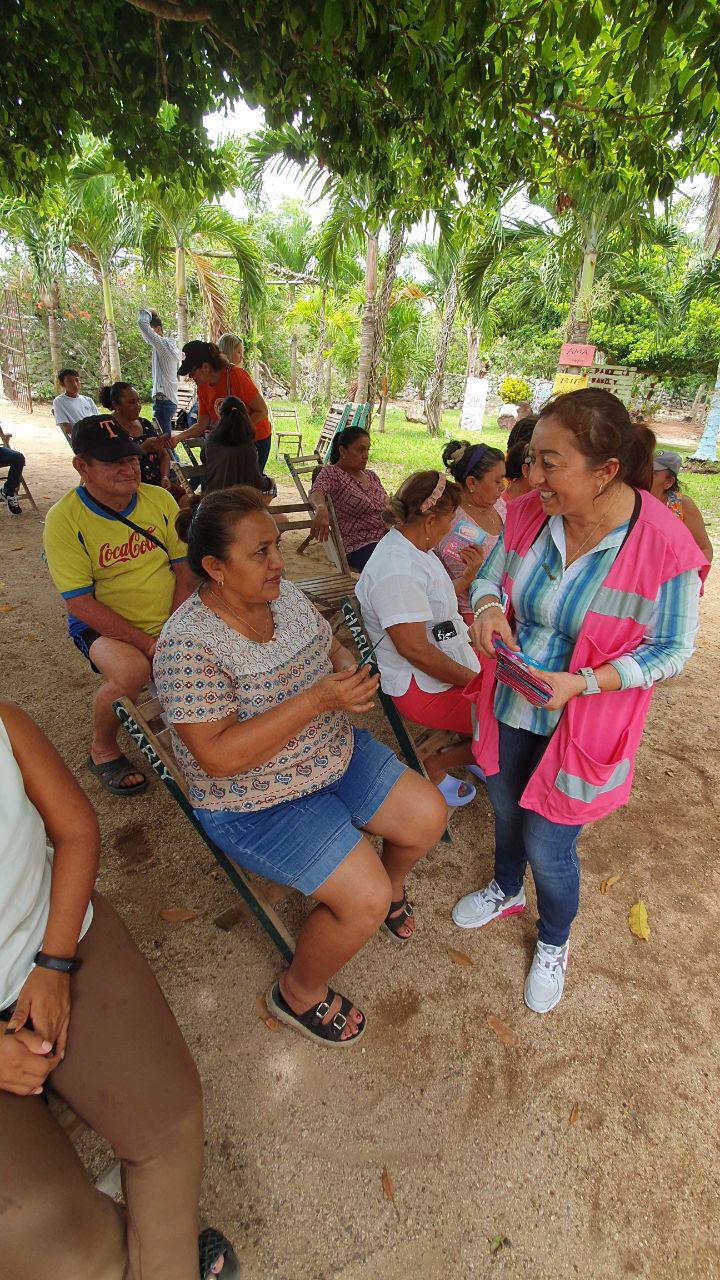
271, 404, 302, 458
113, 692, 295, 962
275, 497, 357, 629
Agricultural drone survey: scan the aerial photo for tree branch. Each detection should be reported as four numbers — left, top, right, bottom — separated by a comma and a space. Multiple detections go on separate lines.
125, 0, 211, 21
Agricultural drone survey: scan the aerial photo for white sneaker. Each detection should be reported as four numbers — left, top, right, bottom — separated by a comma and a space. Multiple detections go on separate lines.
452, 878, 526, 930
524, 940, 569, 1013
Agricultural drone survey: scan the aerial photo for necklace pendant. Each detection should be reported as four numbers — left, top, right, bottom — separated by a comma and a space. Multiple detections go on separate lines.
542, 561, 557, 581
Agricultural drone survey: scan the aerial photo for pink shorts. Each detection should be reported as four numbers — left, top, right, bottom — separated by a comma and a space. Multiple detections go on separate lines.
393, 677, 473, 734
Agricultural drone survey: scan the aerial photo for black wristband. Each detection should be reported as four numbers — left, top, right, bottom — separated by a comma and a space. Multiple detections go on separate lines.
33, 951, 82, 975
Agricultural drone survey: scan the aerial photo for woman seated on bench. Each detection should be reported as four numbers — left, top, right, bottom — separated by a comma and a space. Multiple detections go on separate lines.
153, 487, 446, 1048
309, 426, 389, 570
0, 701, 237, 1280
355, 471, 482, 809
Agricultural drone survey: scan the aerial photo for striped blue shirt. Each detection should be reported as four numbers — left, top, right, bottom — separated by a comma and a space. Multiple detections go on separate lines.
470, 515, 701, 736
138, 309, 179, 402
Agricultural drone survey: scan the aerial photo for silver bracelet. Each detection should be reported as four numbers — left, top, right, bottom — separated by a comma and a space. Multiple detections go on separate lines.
473, 600, 503, 620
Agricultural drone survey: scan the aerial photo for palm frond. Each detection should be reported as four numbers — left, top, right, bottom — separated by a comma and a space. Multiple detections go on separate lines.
189, 252, 230, 339
679, 259, 720, 307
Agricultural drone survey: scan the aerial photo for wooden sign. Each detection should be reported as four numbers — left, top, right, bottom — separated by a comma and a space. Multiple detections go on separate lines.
552, 372, 589, 394
558, 343, 596, 367
586, 365, 636, 404
460, 375, 489, 434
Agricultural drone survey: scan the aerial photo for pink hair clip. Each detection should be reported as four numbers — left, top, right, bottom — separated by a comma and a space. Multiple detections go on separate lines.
420, 473, 447, 512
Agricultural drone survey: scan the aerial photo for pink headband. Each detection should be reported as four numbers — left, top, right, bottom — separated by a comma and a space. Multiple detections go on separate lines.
420, 473, 447, 512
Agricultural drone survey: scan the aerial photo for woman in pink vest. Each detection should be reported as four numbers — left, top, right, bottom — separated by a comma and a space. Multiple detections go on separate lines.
453, 389, 708, 1014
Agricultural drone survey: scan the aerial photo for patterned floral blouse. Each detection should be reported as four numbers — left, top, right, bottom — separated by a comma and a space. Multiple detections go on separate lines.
309, 464, 388, 555
153, 581, 354, 812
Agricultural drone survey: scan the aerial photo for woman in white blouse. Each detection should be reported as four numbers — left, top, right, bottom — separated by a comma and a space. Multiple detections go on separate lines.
356, 470, 483, 808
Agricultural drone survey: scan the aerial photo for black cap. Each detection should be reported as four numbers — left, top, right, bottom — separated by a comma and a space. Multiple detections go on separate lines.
71, 416, 144, 461
177, 340, 214, 376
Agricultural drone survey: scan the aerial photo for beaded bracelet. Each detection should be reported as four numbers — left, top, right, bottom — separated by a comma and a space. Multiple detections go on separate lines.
473, 600, 504, 621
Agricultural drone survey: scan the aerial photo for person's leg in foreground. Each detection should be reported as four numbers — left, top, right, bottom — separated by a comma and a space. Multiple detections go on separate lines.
0, 444, 26, 513
86, 637, 151, 793
270, 768, 447, 1043
0, 894, 228, 1280
452, 722, 581, 1011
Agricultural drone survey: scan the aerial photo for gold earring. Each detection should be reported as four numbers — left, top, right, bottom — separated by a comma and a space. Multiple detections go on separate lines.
219, 576, 224, 587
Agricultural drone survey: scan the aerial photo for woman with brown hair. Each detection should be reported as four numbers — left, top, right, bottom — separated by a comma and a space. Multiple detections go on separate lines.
355, 471, 483, 808
171, 340, 272, 471
153, 487, 446, 1047
454, 389, 708, 1014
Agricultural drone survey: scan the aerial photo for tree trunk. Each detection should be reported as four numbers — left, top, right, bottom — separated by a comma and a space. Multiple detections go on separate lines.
464, 323, 479, 382
313, 288, 327, 401
367, 220, 406, 409
424, 270, 459, 436
377, 373, 390, 433
176, 243, 189, 346
355, 232, 379, 404
566, 220, 598, 343
101, 266, 121, 381
289, 333, 298, 399
46, 308, 63, 380
325, 355, 332, 401
692, 359, 720, 461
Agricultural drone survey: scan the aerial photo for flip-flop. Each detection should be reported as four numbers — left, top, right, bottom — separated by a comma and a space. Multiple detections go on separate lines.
437, 773, 477, 808
466, 763, 487, 782
266, 981, 366, 1047
198, 1227, 239, 1278
86, 753, 148, 796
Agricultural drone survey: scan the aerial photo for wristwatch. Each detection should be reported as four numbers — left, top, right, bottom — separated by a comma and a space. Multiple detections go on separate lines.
579, 667, 601, 695
34, 951, 82, 974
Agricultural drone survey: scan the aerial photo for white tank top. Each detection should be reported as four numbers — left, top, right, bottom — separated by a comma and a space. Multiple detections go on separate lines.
0, 713, 92, 1010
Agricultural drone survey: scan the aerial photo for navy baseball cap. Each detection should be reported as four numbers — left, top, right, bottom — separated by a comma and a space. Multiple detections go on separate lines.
71, 416, 144, 461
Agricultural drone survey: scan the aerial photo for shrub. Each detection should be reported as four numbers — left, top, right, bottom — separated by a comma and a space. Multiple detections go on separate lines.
500, 374, 532, 404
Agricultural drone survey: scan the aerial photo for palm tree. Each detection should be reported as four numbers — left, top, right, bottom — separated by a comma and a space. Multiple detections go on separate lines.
0, 195, 69, 377
256, 200, 319, 397
66, 147, 136, 380
374, 292, 427, 432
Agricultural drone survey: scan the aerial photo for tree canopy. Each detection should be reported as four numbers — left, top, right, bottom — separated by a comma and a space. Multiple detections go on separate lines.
4, 1, 720, 200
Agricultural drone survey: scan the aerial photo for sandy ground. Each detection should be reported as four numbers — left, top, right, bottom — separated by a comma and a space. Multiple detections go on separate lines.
2, 402, 720, 1280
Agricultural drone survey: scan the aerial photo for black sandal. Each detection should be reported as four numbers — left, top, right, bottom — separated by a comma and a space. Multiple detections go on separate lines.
266, 981, 366, 1048
198, 1226, 239, 1278
86, 753, 148, 796
381, 894, 415, 943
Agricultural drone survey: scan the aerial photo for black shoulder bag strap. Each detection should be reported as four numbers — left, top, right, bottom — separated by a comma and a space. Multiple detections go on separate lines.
87, 493, 171, 563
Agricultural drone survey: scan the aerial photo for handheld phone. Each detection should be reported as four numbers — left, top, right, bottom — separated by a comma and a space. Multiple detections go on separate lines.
355, 635, 385, 672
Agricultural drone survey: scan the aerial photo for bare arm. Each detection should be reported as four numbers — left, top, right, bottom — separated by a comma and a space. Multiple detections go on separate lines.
1, 702, 100, 1059
171, 561, 195, 612
172, 413, 210, 444
682, 496, 714, 563
386, 621, 477, 687
175, 666, 378, 777
66, 594, 156, 658
246, 389, 269, 432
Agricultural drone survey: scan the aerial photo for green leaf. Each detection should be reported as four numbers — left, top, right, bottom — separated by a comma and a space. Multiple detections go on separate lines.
322, 0, 343, 41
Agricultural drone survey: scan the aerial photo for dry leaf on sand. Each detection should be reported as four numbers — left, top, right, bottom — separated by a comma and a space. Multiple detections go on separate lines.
9, 545, 24, 552
160, 906, 199, 923
569, 1103, 580, 1125
447, 948, 473, 966
0, 604, 15, 613
628, 900, 650, 941
486, 1014, 520, 1047
600, 874, 622, 894
264, 1016, 280, 1031
381, 1166, 395, 1203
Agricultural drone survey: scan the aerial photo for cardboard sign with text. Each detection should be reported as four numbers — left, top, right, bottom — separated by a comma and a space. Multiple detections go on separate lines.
558, 343, 596, 367
586, 365, 636, 405
552, 372, 589, 394
460, 375, 489, 434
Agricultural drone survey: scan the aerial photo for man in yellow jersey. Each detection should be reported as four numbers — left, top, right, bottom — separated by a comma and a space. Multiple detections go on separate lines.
44, 417, 193, 796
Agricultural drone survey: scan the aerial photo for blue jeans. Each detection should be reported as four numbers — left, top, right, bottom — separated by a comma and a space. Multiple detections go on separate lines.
153, 397, 176, 435
255, 435, 271, 473
485, 722, 582, 946
0, 445, 25, 495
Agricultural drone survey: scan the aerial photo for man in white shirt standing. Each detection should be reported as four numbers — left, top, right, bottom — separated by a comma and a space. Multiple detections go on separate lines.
52, 370, 99, 445
138, 307, 179, 435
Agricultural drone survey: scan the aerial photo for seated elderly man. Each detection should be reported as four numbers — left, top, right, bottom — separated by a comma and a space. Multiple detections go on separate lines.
43, 417, 192, 796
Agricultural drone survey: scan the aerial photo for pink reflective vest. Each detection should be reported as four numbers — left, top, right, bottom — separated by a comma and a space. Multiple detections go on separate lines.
466, 489, 709, 825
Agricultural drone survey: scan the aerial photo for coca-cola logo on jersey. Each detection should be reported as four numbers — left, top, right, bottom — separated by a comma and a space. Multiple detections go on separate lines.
98, 527, 159, 567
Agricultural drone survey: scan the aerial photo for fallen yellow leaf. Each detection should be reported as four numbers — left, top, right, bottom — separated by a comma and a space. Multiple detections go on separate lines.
448, 947, 473, 966
381, 1166, 395, 1203
486, 1014, 520, 1047
0, 604, 15, 613
160, 906, 199, 922
264, 1015, 280, 1031
9, 545, 24, 552
569, 1103, 580, 1125
628, 900, 650, 941
600, 874, 622, 894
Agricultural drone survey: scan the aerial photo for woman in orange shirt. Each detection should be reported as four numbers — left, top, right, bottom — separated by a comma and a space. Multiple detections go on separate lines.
172, 340, 273, 472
